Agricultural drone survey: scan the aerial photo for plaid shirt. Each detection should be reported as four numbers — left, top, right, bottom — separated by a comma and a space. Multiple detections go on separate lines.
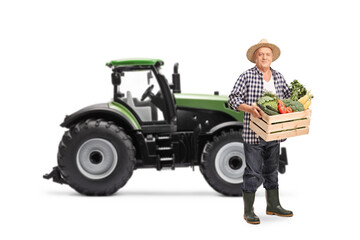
228, 66, 291, 144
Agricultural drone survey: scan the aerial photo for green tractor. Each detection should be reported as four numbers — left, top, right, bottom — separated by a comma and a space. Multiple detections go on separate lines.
44, 58, 288, 196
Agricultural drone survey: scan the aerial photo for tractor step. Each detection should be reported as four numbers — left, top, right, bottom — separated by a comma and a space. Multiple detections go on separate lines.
157, 136, 171, 140
159, 156, 175, 170
157, 146, 172, 151
157, 154, 175, 170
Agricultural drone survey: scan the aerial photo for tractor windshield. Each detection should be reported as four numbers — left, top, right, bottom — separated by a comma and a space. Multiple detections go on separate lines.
119, 70, 165, 122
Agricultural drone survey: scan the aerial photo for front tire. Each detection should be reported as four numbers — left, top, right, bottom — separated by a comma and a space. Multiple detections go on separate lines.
200, 130, 245, 196
58, 119, 135, 196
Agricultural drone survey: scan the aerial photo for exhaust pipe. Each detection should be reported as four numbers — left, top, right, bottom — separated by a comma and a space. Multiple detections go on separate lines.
172, 63, 181, 93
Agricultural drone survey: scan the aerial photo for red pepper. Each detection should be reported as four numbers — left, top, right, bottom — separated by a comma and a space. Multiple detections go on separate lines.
278, 99, 287, 114
285, 107, 293, 113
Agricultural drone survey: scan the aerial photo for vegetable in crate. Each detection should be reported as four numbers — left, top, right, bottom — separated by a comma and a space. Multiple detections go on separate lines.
304, 99, 311, 110
256, 91, 279, 115
289, 80, 307, 101
282, 98, 305, 112
277, 99, 287, 114
277, 99, 294, 114
258, 104, 279, 115
298, 91, 313, 110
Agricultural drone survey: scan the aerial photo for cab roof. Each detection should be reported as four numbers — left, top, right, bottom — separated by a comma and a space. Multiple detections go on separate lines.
106, 58, 164, 68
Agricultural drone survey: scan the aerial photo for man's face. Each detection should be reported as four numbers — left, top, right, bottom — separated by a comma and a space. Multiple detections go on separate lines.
254, 47, 273, 69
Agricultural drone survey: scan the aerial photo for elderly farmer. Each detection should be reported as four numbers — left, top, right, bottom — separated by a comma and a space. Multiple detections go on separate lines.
228, 39, 293, 224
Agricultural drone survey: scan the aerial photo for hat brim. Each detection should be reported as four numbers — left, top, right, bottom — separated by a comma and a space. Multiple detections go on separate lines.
246, 43, 281, 63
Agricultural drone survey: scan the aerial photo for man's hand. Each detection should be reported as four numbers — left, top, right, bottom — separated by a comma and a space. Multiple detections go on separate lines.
249, 105, 262, 118
237, 103, 262, 118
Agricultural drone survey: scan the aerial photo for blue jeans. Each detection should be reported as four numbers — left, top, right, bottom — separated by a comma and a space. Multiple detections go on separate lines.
242, 138, 280, 193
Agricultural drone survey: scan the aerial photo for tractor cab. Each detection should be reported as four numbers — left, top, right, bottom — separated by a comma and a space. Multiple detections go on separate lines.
106, 58, 180, 133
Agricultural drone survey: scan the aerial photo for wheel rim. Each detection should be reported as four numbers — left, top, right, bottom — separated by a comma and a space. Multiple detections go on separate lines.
76, 138, 118, 180
215, 142, 246, 184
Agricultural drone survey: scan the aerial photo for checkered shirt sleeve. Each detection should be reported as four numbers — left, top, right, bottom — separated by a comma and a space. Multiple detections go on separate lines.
228, 72, 247, 111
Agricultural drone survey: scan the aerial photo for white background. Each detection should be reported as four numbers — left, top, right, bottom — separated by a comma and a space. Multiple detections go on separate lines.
1, 0, 359, 239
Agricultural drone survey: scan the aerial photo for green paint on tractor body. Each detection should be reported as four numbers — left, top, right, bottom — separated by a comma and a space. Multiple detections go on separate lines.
174, 93, 243, 122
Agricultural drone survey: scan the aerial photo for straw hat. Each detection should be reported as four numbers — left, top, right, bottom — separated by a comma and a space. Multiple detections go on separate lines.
246, 39, 281, 63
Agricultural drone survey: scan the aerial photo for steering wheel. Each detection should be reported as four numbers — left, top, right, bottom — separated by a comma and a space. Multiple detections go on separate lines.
141, 84, 154, 101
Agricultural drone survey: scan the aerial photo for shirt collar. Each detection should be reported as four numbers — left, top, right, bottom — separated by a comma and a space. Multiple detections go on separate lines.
253, 65, 277, 75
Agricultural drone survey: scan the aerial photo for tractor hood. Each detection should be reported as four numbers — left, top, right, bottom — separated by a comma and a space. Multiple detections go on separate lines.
174, 93, 243, 122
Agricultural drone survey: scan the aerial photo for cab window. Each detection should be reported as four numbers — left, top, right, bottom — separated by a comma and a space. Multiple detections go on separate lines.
119, 70, 165, 122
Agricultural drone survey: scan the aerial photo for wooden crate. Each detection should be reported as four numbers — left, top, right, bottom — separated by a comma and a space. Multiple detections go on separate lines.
250, 108, 312, 142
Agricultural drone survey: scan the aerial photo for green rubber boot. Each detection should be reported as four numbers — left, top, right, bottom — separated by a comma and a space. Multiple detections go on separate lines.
266, 189, 293, 217
243, 192, 260, 224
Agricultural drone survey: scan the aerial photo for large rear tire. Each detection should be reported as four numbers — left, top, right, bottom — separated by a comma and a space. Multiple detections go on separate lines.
58, 119, 135, 196
200, 130, 245, 196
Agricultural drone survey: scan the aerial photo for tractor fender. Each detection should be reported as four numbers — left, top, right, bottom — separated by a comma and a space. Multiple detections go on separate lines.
60, 102, 141, 131
206, 121, 243, 135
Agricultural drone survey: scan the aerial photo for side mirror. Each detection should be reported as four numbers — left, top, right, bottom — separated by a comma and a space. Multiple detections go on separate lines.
147, 71, 153, 85
112, 72, 121, 85
112, 71, 124, 99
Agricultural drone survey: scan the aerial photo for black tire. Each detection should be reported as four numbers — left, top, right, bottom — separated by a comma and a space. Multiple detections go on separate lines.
58, 119, 136, 196
200, 130, 245, 196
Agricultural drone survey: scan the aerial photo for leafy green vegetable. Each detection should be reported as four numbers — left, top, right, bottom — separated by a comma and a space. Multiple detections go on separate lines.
258, 104, 279, 115
257, 96, 274, 105
257, 90, 279, 114
262, 100, 278, 112
282, 98, 305, 112
257, 100, 278, 113
262, 90, 278, 99
266, 105, 279, 113
289, 80, 307, 101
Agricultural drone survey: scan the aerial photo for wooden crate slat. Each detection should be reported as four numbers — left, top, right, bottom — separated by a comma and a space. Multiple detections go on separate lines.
263, 127, 310, 141
269, 118, 310, 132
261, 109, 312, 124
251, 116, 311, 133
